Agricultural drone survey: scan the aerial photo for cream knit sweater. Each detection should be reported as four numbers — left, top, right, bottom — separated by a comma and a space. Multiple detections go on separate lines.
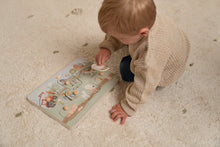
99, 13, 190, 116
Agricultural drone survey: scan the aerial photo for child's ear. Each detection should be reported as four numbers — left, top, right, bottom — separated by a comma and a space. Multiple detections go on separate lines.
139, 27, 149, 37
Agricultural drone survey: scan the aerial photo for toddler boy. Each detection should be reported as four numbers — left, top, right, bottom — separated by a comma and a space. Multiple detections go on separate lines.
96, 0, 190, 125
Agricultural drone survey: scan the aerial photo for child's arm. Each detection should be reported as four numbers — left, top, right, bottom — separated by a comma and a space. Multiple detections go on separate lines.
99, 34, 127, 53
120, 46, 170, 116
96, 34, 126, 65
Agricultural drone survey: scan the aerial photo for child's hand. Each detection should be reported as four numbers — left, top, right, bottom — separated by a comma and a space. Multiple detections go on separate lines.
95, 48, 111, 65
110, 104, 128, 125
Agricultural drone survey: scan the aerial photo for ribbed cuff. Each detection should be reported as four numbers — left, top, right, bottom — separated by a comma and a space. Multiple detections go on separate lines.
120, 99, 136, 116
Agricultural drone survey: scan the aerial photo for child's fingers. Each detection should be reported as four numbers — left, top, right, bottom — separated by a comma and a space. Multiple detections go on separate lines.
113, 114, 122, 122
101, 57, 105, 65
95, 54, 101, 65
110, 108, 116, 114
120, 116, 127, 125
99, 55, 106, 65
111, 111, 119, 119
110, 105, 120, 113
99, 56, 103, 65
103, 54, 110, 62
101, 55, 109, 65
112, 105, 117, 109
96, 53, 105, 65
110, 105, 118, 112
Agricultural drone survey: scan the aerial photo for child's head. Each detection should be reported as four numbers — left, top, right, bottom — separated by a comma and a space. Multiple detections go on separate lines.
98, 0, 156, 44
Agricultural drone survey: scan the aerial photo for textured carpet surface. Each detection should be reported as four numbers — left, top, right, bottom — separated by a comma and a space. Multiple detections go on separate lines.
0, 0, 219, 146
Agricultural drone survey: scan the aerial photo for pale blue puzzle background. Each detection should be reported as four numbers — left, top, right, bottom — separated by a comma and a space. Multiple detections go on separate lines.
27, 58, 119, 128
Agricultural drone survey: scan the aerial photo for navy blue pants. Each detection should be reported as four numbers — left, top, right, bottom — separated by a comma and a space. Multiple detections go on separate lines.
120, 55, 134, 82
119, 55, 164, 91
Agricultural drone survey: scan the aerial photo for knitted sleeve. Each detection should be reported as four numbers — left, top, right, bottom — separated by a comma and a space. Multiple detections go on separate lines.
99, 34, 126, 53
120, 45, 170, 116
119, 13, 189, 116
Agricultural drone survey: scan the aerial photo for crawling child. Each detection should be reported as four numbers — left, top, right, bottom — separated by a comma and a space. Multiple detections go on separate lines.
95, 0, 190, 125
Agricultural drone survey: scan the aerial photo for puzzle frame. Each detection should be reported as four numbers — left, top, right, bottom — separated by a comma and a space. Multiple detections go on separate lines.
27, 58, 119, 129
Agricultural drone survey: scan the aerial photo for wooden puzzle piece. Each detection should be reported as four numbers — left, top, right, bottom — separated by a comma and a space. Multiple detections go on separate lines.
91, 64, 109, 72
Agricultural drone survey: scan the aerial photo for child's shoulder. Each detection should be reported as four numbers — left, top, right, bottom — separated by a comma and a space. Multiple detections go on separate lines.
149, 12, 183, 39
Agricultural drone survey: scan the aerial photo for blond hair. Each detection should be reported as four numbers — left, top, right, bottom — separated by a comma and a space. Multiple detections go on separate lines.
98, 0, 156, 35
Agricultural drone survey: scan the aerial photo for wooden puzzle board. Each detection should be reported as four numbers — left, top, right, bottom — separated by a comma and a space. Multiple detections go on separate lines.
27, 58, 119, 129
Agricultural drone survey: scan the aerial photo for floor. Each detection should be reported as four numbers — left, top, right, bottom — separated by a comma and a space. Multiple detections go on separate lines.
0, 0, 219, 146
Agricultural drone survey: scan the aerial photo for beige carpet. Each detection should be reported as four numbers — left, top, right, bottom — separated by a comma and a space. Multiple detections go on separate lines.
0, 0, 219, 146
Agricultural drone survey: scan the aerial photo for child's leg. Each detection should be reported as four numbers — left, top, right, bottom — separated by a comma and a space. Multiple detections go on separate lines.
120, 55, 134, 82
